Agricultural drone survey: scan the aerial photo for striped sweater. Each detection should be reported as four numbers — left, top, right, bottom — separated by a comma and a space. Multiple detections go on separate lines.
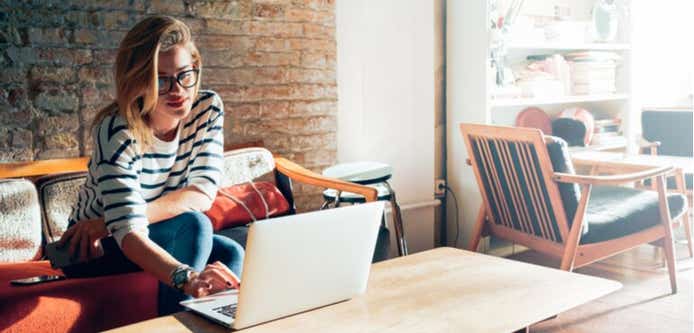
69, 90, 224, 247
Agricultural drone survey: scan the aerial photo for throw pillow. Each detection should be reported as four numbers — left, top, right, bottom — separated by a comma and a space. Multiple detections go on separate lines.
206, 181, 290, 231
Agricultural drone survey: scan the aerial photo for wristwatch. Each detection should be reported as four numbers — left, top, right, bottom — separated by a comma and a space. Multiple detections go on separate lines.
170, 265, 194, 292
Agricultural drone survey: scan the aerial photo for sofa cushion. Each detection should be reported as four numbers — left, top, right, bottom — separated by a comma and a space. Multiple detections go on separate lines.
0, 261, 158, 332
35, 172, 87, 244
0, 179, 42, 262
207, 181, 291, 231
580, 186, 688, 244
222, 147, 276, 187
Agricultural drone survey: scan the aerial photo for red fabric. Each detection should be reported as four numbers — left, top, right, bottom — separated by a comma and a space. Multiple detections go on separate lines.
0, 261, 158, 333
206, 181, 290, 231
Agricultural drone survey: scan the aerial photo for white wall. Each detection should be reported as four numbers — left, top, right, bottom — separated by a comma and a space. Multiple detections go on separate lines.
336, 0, 436, 255
632, 1, 694, 108
445, 0, 490, 249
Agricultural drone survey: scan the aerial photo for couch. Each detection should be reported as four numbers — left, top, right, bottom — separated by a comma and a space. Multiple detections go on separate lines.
0, 147, 385, 332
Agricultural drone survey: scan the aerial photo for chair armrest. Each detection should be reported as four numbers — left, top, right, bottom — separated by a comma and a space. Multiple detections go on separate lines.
553, 165, 674, 186
638, 137, 660, 155
274, 157, 378, 202
639, 137, 660, 148
571, 157, 666, 174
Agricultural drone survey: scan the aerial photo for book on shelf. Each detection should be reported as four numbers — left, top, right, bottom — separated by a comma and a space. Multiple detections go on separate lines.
594, 118, 621, 126
572, 72, 617, 81
592, 131, 620, 139
594, 124, 620, 133
572, 85, 617, 95
591, 134, 626, 145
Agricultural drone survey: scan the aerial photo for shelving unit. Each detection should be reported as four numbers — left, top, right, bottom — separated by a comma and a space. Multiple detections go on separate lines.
488, 0, 634, 148
506, 42, 631, 51
447, 0, 636, 250
491, 93, 630, 107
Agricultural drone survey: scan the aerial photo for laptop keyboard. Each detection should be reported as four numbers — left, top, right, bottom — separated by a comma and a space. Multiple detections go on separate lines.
212, 304, 238, 318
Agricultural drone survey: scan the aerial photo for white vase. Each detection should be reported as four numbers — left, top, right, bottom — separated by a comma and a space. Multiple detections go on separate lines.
592, 0, 619, 42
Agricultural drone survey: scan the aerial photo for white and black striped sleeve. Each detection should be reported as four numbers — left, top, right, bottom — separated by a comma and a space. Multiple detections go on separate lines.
95, 116, 149, 247
187, 93, 224, 200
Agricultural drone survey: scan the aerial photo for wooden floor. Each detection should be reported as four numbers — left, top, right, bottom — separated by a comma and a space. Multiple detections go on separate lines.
505, 235, 694, 332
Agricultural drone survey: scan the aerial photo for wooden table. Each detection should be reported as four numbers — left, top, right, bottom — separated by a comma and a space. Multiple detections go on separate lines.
108, 248, 620, 333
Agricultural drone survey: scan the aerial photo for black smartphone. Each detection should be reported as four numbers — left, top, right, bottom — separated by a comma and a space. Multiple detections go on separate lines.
10, 275, 65, 286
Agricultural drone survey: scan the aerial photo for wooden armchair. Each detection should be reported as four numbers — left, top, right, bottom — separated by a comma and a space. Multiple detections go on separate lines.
460, 123, 688, 293
639, 109, 693, 205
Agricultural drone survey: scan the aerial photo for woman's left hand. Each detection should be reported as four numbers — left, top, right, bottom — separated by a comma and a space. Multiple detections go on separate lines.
56, 218, 109, 262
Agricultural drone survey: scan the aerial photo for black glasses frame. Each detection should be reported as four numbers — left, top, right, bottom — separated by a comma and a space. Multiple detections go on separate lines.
158, 68, 200, 95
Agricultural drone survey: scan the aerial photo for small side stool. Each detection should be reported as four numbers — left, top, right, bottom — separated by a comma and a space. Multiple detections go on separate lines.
321, 161, 408, 256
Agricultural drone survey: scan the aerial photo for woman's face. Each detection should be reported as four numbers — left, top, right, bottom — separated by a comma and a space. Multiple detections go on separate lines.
153, 45, 197, 127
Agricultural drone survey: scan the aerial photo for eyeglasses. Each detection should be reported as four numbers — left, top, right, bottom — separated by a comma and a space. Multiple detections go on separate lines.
158, 68, 200, 95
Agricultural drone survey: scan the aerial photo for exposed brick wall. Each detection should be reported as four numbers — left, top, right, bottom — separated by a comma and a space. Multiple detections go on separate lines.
0, 0, 337, 210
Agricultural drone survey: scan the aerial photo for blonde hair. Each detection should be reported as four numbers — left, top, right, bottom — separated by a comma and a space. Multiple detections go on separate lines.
93, 15, 202, 149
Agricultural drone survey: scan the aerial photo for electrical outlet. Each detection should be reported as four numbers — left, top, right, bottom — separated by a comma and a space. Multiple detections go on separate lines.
434, 179, 446, 196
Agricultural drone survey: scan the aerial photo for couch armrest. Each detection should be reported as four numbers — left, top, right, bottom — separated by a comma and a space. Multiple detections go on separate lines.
0, 157, 89, 178
274, 157, 378, 202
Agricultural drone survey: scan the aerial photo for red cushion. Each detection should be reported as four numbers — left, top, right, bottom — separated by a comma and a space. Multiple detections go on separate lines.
206, 181, 290, 231
0, 261, 158, 332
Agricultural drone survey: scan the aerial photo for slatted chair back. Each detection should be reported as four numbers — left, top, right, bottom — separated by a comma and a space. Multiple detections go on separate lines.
460, 123, 572, 246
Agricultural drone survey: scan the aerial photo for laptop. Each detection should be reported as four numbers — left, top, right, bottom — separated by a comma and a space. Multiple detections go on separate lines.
180, 202, 386, 330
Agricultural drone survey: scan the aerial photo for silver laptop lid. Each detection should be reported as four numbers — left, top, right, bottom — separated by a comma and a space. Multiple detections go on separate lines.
233, 201, 385, 329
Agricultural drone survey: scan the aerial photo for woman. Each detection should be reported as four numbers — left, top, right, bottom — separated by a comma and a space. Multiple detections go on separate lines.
57, 15, 243, 316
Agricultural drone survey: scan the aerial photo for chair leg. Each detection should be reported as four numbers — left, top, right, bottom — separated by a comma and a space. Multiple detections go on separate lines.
468, 204, 486, 252
384, 182, 407, 256
560, 185, 592, 271
682, 215, 693, 258
662, 228, 678, 294
656, 175, 678, 294
674, 170, 693, 258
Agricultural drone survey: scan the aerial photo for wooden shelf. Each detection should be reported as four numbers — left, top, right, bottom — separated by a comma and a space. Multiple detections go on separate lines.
506, 42, 631, 51
491, 94, 630, 107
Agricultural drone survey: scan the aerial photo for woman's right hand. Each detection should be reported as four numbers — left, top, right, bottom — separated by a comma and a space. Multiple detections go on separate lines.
56, 218, 109, 262
183, 261, 241, 298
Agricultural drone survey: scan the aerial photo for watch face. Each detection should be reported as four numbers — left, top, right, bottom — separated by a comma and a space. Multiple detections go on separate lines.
172, 267, 192, 290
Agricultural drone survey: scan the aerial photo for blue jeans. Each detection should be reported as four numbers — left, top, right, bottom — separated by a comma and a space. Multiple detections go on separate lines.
63, 212, 245, 316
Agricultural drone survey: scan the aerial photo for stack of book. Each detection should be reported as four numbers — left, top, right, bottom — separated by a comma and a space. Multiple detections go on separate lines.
591, 118, 626, 146
565, 52, 621, 95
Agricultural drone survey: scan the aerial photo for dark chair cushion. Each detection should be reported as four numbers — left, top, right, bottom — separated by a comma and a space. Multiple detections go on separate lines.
580, 186, 688, 244
545, 136, 584, 234
642, 110, 693, 158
